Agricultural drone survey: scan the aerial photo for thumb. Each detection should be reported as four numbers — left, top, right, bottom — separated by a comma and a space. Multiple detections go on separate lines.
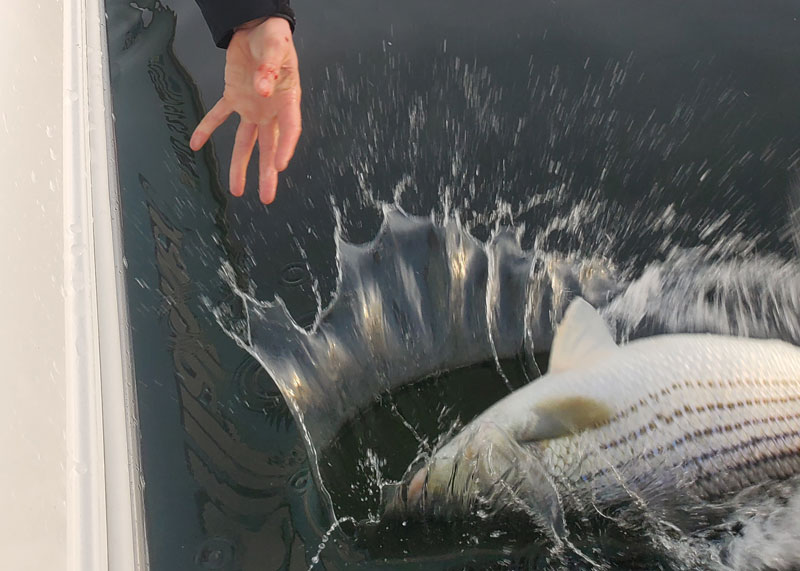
252, 34, 287, 97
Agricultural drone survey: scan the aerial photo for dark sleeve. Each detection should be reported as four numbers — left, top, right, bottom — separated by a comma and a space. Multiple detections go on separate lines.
194, 0, 296, 49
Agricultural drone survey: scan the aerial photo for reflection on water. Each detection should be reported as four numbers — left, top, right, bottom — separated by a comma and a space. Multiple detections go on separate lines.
109, 2, 334, 569
109, 0, 800, 568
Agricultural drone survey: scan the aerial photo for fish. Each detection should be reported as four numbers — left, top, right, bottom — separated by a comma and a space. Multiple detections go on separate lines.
386, 298, 800, 535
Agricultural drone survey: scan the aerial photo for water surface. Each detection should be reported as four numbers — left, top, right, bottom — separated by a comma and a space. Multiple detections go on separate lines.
108, 0, 800, 568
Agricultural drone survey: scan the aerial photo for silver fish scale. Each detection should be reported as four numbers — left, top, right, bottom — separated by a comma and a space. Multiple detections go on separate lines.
531, 335, 800, 502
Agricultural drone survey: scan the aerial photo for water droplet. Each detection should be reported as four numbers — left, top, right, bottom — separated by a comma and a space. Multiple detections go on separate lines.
289, 468, 309, 490
141, 9, 153, 27
279, 262, 311, 286
194, 537, 235, 570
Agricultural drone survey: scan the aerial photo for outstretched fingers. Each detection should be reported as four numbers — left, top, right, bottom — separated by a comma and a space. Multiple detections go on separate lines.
258, 119, 279, 204
190, 98, 234, 151
229, 121, 258, 197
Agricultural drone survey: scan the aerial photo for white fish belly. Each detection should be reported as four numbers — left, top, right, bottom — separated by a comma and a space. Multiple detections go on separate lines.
535, 335, 800, 500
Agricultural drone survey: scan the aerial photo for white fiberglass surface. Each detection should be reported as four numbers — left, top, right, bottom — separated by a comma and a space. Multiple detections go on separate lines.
0, 3, 66, 570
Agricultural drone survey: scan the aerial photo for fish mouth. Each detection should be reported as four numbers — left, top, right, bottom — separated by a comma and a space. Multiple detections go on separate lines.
382, 422, 565, 534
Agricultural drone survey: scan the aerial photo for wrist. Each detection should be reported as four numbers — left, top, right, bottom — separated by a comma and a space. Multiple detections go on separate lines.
235, 17, 268, 32
235, 16, 292, 34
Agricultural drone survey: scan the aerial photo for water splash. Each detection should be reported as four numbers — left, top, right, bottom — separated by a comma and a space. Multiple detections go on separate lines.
212, 190, 800, 568
308, 517, 358, 570
219, 205, 620, 454
211, 51, 800, 568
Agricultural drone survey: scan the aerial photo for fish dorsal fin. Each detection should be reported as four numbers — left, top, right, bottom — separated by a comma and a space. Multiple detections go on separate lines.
548, 297, 619, 374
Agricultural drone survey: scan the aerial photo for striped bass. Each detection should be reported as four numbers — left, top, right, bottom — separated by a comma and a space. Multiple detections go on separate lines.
390, 298, 800, 533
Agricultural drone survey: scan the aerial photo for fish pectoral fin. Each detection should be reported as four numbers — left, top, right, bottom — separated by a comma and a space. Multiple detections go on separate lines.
548, 297, 619, 374
524, 395, 614, 440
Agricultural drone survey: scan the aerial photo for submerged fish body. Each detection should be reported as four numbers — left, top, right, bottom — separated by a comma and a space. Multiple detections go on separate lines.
392, 299, 800, 532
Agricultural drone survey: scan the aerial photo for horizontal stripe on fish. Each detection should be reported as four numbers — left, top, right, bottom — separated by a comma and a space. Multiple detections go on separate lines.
598, 403, 800, 451
579, 427, 800, 484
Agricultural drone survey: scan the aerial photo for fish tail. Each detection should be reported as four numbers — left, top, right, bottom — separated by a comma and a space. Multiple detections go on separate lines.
386, 421, 566, 536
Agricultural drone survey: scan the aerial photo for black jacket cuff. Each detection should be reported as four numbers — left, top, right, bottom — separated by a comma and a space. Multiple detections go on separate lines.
194, 0, 295, 49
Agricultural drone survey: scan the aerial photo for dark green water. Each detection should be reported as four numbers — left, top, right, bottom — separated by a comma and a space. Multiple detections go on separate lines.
318, 358, 536, 523
108, 0, 800, 568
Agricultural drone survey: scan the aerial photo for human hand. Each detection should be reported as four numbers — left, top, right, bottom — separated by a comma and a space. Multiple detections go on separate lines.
190, 17, 302, 204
